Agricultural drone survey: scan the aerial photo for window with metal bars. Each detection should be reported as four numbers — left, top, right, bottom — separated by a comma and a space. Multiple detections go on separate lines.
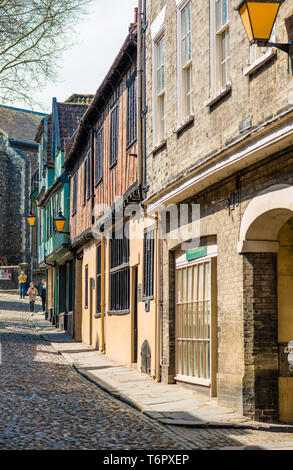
96, 244, 101, 314
110, 105, 119, 167
95, 127, 103, 184
143, 228, 155, 298
127, 72, 137, 147
85, 264, 88, 309
110, 224, 130, 312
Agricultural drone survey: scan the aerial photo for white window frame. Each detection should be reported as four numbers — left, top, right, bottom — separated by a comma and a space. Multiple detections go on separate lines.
206, 0, 231, 106
177, 0, 193, 125
243, 25, 277, 77
151, 7, 166, 148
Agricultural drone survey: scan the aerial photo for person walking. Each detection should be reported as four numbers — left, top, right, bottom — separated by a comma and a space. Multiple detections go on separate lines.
18, 272, 27, 299
39, 280, 47, 313
28, 282, 38, 314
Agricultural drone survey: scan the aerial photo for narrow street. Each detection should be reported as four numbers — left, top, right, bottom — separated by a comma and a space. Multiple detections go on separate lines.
1, 294, 293, 451
0, 296, 184, 450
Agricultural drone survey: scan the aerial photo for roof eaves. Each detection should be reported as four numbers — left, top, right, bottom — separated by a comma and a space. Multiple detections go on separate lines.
64, 30, 137, 170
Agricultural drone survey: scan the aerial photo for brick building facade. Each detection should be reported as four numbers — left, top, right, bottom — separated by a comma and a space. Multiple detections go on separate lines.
143, 0, 293, 422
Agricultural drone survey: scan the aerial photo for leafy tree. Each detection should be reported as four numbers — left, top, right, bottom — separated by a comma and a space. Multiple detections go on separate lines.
0, 0, 91, 106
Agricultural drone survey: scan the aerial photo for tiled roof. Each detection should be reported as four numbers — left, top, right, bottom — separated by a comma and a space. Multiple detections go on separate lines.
65, 94, 94, 105
57, 102, 89, 150
0, 105, 46, 144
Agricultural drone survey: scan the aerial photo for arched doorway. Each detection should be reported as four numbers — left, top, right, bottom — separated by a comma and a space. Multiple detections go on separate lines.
239, 184, 293, 422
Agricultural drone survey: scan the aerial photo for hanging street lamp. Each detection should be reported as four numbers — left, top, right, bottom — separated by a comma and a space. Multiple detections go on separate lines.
26, 213, 36, 227
53, 211, 70, 235
235, 1, 293, 62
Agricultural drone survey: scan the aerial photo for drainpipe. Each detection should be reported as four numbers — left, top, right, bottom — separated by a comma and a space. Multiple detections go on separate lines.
142, 0, 148, 199
101, 236, 105, 353
137, 0, 143, 199
154, 212, 161, 382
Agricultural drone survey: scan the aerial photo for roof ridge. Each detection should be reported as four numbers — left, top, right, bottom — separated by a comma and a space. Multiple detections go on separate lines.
0, 104, 47, 116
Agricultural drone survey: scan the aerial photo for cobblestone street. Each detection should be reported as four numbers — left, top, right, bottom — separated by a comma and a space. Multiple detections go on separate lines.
1, 294, 293, 451
0, 296, 184, 450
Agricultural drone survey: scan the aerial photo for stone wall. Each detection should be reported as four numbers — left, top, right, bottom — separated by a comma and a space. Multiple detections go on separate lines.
0, 134, 38, 289
160, 146, 293, 415
145, 0, 293, 199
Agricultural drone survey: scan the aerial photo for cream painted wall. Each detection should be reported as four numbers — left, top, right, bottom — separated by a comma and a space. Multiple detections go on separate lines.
278, 218, 293, 342
278, 217, 293, 422
130, 215, 157, 377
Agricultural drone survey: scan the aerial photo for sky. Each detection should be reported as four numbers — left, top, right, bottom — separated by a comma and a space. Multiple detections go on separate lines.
17, 0, 138, 113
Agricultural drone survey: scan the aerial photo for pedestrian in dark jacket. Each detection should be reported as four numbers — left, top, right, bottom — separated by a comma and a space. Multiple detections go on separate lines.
39, 280, 47, 312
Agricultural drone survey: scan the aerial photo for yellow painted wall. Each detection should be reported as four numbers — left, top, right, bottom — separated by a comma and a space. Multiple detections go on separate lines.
130, 215, 157, 377
80, 240, 102, 349
278, 218, 293, 342
74, 215, 158, 376
278, 217, 293, 422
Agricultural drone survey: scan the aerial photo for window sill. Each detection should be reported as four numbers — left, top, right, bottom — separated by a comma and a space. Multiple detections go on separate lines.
126, 138, 137, 151
151, 139, 167, 155
72, 209, 77, 217
107, 309, 130, 316
110, 160, 117, 170
95, 178, 103, 188
243, 48, 277, 76
204, 83, 232, 108
94, 312, 102, 319
173, 114, 194, 134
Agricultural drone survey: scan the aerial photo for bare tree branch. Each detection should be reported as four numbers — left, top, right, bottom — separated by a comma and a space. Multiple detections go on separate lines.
0, 0, 92, 107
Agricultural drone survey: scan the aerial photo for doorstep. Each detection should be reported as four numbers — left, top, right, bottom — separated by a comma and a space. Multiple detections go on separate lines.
31, 313, 293, 432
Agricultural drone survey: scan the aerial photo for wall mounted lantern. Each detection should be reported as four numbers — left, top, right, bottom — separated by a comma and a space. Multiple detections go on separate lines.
26, 213, 36, 227
53, 211, 70, 235
235, 0, 293, 62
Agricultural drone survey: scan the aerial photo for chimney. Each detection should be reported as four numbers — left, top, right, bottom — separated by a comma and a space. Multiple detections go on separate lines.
134, 7, 138, 24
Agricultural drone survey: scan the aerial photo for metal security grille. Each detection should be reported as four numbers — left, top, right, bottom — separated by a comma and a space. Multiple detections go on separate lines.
110, 224, 130, 311
143, 229, 155, 298
96, 244, 101, 314
176, 261, 211, 381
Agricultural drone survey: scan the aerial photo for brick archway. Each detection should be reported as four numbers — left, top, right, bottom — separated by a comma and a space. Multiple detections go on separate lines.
238, 184, 293, 422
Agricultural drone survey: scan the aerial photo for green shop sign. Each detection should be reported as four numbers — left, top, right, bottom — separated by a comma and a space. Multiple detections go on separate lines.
186, 245, 207, 261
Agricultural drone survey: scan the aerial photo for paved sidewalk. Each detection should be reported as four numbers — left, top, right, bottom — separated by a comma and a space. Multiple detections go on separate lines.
30, 312, 286, 431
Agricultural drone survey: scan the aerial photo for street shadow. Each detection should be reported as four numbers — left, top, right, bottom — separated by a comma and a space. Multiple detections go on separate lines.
0, 299, 42, 313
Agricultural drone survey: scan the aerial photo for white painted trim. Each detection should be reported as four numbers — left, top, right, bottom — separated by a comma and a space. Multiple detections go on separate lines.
176, 0, 192, 125
243, 48, 277, 77
238, 184, 293, 243
204, 82, 232, 107
176, 0, 189, 7
175, 374, 211, 387
151, 6, 166, 41
146, 119, 293, 213
237, 240, 280, 254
